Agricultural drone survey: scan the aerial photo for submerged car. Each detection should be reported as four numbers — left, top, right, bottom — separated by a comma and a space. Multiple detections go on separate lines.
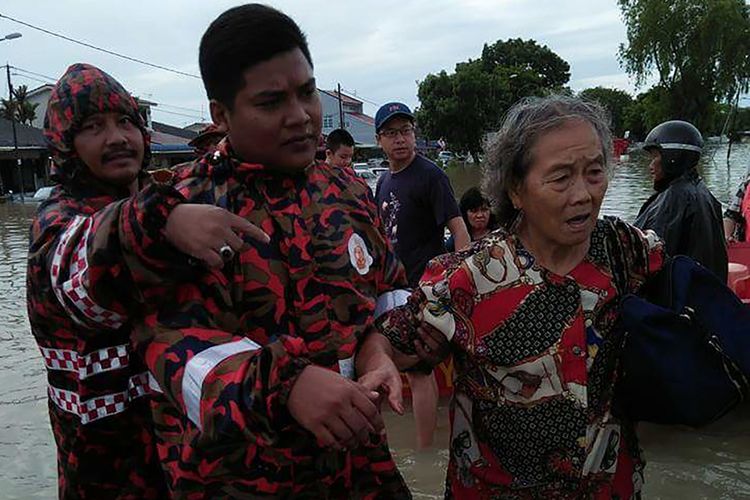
31, 186, 55, 202
437, 151, 455, 163
354, 167, 379, 192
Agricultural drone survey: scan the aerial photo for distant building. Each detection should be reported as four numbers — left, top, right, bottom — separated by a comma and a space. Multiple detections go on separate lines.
319, 90, 376, 146
0, 117, 48, 194
149, 121, 197, 169
184, 122, 213, 134
26, 84, 55, 129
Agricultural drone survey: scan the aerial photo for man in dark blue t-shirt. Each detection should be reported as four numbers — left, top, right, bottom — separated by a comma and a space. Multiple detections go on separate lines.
374, 102, 469, 287
373, 102, 469, 449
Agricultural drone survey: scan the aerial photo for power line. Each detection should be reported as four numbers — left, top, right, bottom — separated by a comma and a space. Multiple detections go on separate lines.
0, 12, 201, 79
340, 87, 382, 107
156, 102, 204, 114
150, 107, 204, 120
11, 66, 57, 83
10, 73, 50, 85
10, 64, 206, 117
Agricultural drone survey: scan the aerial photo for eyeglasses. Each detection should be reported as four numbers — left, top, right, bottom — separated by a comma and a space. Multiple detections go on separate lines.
379, 125, 415, 139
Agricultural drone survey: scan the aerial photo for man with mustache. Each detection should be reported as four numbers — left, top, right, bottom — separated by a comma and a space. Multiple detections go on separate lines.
27, 63, 266, 498
129, 4, 413, 498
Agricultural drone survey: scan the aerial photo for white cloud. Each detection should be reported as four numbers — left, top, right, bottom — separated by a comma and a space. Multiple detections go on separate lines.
0, 0, 641, 125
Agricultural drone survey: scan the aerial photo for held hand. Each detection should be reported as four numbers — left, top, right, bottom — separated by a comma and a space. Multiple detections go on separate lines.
288, 365, 384, 450
165, 204, 270, 268
414, 324, 450, 367
358, 353, 404, 415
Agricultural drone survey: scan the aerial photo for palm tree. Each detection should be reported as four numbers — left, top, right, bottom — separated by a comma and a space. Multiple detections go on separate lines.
0, 85, 38, 125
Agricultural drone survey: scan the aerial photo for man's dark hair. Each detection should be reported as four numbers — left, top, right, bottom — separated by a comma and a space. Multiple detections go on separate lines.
326, 129, 355, 152
199, 4, 313, 108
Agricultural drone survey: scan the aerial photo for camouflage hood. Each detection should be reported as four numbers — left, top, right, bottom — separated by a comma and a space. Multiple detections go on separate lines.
43, 63, 150, 183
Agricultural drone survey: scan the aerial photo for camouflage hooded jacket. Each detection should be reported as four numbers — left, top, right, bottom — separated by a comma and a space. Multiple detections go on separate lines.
26, 63, 186, 499
132, 140, 413, 499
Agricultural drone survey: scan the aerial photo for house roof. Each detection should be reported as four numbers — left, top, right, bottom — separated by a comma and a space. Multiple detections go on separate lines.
135, 97, 158, 107
347, 112, 375, 126
150, 130, 193, 146
320, 89, 363, 105
152, 121, 198, 140
183, 121, 213, 133
27, 84, 54, 98
0, 118, 46, 148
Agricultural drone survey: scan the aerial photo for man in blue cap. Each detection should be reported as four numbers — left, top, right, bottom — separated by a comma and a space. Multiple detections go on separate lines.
374, 102, 469, 448
374, 102, 469, 284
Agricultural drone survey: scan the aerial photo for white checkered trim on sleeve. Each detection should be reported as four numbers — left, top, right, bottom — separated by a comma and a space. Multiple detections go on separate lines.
40, 344, 130, 380
48, 371, 156, 425
50, 215, 126, 329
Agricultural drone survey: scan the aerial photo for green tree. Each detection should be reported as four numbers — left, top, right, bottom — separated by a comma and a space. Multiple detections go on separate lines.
416, 39, 570, 162
0, 85, 39, 126
579, 87, 634, 137
480, 38, 570, 90
618, 0, 750, 132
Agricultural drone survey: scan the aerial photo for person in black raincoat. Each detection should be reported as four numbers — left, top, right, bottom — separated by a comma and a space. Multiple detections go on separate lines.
634, 120, 727, 282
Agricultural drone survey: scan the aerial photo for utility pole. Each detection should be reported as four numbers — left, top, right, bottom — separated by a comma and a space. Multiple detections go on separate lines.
337, 83, 345, 130
5, 63, 22, 201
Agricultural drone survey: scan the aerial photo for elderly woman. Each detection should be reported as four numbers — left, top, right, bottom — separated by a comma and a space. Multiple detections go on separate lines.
357, 95, 665, 499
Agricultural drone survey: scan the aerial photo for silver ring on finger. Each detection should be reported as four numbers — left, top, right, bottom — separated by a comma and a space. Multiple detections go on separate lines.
219, 244, 235, 261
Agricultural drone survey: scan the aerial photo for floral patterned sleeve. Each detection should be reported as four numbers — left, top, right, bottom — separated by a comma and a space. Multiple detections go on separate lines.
605, 216, 666, 294
376, 244, 474, 355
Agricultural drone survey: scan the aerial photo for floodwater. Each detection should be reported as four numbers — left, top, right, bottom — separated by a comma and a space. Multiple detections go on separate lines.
1, 143, 749, 499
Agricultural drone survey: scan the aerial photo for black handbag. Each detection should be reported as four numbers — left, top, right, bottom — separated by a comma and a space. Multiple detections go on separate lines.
612, 253, 750, 427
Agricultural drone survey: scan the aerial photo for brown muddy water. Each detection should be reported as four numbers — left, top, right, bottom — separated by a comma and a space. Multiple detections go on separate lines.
1, 144, 749, 499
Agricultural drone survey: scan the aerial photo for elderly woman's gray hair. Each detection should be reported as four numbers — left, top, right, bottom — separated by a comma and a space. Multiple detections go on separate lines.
482, 94, 613, 228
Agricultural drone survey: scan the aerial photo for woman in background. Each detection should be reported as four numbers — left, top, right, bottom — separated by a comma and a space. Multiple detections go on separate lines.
445, 187, 498, 252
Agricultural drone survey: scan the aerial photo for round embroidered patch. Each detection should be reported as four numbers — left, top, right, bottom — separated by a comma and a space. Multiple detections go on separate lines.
348, 233, 373, 275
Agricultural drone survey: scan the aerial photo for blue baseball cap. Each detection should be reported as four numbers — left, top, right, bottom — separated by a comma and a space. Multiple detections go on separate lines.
375, 102, 414, 132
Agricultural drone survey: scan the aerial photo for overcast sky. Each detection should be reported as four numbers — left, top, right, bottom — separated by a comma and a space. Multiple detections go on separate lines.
0, 0, 647, 127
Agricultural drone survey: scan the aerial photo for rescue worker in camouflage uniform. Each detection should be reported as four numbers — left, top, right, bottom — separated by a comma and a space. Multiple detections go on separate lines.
131, 4, 414, 498
27, 63, 266, 499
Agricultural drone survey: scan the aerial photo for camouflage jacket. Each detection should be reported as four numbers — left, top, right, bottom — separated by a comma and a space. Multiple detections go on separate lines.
26, 175, 187, 499
133, 141, 412, 499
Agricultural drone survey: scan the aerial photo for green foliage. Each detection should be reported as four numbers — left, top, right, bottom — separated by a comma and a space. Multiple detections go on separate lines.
479, 38, 571, 90
618, 0, 750, 132
0, 85, 39, 125
416, 38, 570, 161
579, 87, 634, 136
623, 86, 674, 139
715, 104, 750, 141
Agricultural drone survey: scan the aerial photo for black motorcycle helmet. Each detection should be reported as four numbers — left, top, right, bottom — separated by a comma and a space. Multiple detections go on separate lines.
643, 120, 703, 178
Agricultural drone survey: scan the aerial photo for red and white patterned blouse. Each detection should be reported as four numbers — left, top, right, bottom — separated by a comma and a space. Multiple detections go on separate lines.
379, 217, 665, 499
